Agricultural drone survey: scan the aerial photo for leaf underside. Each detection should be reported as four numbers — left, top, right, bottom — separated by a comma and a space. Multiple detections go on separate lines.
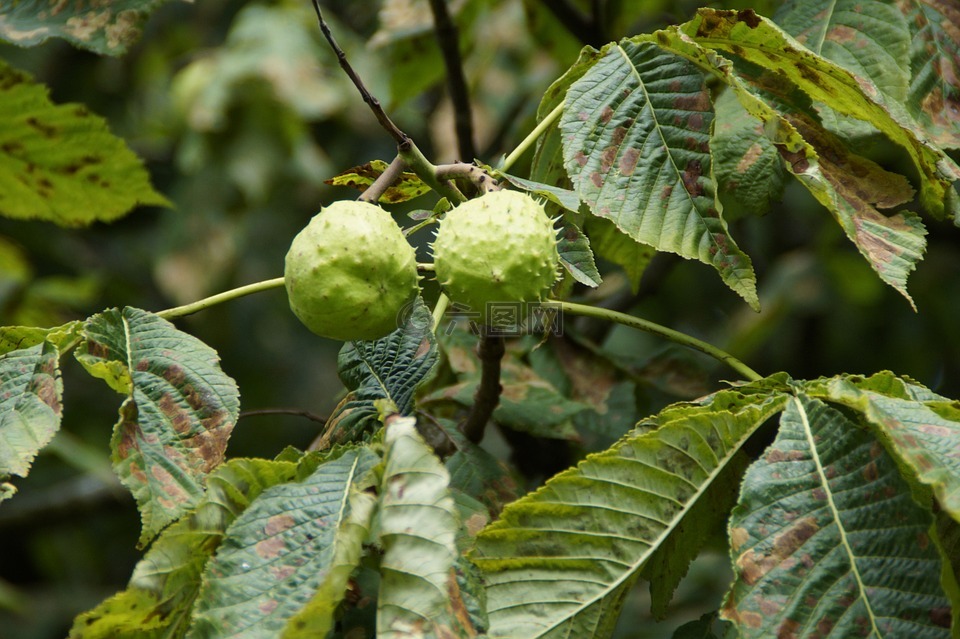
317, 298, 438, 448
561, 40, 759, 309
472, 383, 789, 638
76, 307, 239, 545
0, 341, 62, 477
724, 395, 951, 637
188, 448, 379, 639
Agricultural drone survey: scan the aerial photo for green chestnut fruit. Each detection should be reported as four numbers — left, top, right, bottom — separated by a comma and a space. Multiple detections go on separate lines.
431, 190, 559, 320
284, 200, 419, 341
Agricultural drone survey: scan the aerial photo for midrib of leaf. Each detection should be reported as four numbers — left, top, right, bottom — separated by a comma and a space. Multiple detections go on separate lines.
610, 44, 738, 290
513, 413, 757, 637
792, 395, 881, 637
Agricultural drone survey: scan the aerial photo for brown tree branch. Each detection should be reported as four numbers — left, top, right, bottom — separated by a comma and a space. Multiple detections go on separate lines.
461, 330, 505, 444
428, 0, 477, 160
358, 155, 407, 203
311, 0, 408, 145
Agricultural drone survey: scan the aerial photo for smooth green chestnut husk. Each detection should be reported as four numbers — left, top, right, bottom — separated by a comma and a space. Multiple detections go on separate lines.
284, 200, 419, 341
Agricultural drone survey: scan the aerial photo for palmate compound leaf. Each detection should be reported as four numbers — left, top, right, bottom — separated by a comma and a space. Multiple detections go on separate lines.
186, 448, 380, 639
0, 341, 62, 477
314, 297, 438, 448
0, 0, 171, 54
377, 416, 481, 638
901, 0, 960, 149
646, 30, 928, 308
723, 395, 952, 637
803, 372, 960, 523
75, 307, 239, 545
0, 61, 168, 226
471, 378, 791, 639
560, 40, 759, 310
679, 8, 960, 221
68, 458, 300, 639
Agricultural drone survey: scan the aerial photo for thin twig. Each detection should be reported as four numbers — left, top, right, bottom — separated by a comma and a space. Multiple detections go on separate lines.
539, 0, 606, 47
239, 408, 328, 425
435, 162, 501, 194
359, 155, 406, 203
428, 0, 476, 160
554, 299, 763, 381
311, 0, 408, 145
461, 329, 505, 444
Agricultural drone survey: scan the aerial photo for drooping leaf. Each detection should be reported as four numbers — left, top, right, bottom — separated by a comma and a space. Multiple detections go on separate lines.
0, 341, 62, 477
187, 448, 379, 639
325, 159, 430, 204
0, 61, 168, 226
495, 172, 581, 214
471, 380, 790, 639
723, 395, 952, 637
711, 89, 784, 217
316, 298, 438, 448
804, 372, 960, 523
0, 321, 81, 356
783, 112, 926, 308
648, 29, 928, 307
75, 307, 239, 545
281, 476, 378, 637
902, 0, 960, 149
556, 221, 603, 288
0, 0, 170, 55
378, 416, 479, 638
67, 590, 169, 639
680, 8, 960, 220
561, 39, 759, 309
775, 0, 911, 102
68, 458, 300, 639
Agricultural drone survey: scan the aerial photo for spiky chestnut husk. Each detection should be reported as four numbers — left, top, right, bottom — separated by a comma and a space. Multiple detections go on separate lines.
284, 201, 419, 341
432, 190, 559, 319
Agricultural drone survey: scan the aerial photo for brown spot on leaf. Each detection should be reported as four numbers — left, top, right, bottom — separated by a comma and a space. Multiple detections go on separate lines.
736, 143, 765, 173
620, 148, 639, 176
25, 117, 57, 138
256, 535, 288, 560
590, 171, 603, 188
777, 146, 810, 173
737, 9, 760, 28
574, 151, 588, 167
599, 105, 614, 124
600, 146, 617, 174
680, 159, 704, 197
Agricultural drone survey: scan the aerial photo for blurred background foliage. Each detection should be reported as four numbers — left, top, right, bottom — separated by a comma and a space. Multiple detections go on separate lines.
0, 0, 958, 637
